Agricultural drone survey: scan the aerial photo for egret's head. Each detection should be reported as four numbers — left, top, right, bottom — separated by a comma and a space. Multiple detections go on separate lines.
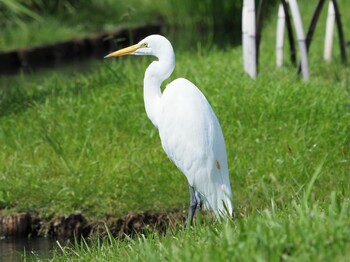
104, 35, 173, 59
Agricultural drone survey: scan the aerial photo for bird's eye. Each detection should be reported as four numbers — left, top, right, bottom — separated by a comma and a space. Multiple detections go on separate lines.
140, 43, 148, 48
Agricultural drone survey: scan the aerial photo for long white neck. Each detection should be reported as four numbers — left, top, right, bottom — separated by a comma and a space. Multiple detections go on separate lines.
143, 52, 175, 128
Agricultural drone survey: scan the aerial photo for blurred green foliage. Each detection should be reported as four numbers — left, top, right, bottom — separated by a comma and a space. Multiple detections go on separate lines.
0, 0, 243, 50
0, 0, 242, 27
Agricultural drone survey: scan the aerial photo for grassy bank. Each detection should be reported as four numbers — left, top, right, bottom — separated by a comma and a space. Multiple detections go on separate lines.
1, 44, 348, 218
50, 197, 350, 261
1, 0, 350, 260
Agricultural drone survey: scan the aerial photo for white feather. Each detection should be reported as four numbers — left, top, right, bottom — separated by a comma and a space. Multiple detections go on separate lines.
106, 35, 234, 218
159, 78, 233, 215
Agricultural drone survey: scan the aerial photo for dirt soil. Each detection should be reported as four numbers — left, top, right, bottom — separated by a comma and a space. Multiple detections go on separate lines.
0, 210, 188, 239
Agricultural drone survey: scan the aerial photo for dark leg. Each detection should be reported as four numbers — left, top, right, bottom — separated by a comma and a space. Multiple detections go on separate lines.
195, 191, 202, 212
187, 185, 197, 227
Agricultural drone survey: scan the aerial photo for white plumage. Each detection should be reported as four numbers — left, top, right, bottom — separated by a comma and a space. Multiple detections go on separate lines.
105, 35, 234, 223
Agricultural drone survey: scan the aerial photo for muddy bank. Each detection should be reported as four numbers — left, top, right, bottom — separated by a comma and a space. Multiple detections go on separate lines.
0, 23, 162, 75
0, 210, 187, 239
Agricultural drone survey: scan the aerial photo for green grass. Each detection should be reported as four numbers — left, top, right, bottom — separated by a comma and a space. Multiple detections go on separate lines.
1, 0, 350, 260
49, 195, 350, 261
0, 0, 142, 50
1, 45, 348, 218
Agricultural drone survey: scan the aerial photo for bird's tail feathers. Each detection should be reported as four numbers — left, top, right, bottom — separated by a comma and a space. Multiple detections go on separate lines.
201, 183, 234, 218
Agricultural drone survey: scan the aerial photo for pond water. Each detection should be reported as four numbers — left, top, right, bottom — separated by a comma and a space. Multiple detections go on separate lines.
0, 236, 63, 261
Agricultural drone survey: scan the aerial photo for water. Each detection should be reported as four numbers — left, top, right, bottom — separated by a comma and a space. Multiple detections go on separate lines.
0, 236, 61, 261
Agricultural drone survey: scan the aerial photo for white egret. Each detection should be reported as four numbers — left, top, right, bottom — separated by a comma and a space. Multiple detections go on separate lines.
105, 35, 234, 224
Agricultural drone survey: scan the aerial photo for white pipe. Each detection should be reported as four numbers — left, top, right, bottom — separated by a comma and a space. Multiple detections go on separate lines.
276, 4, 285, 67
242, 1, 249, 73
324, 1, 335, 63
246, 0, 256, 79
288, 0, 309, 80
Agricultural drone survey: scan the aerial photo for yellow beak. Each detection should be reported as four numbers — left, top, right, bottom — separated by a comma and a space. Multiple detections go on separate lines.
104, 44, 139, 58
